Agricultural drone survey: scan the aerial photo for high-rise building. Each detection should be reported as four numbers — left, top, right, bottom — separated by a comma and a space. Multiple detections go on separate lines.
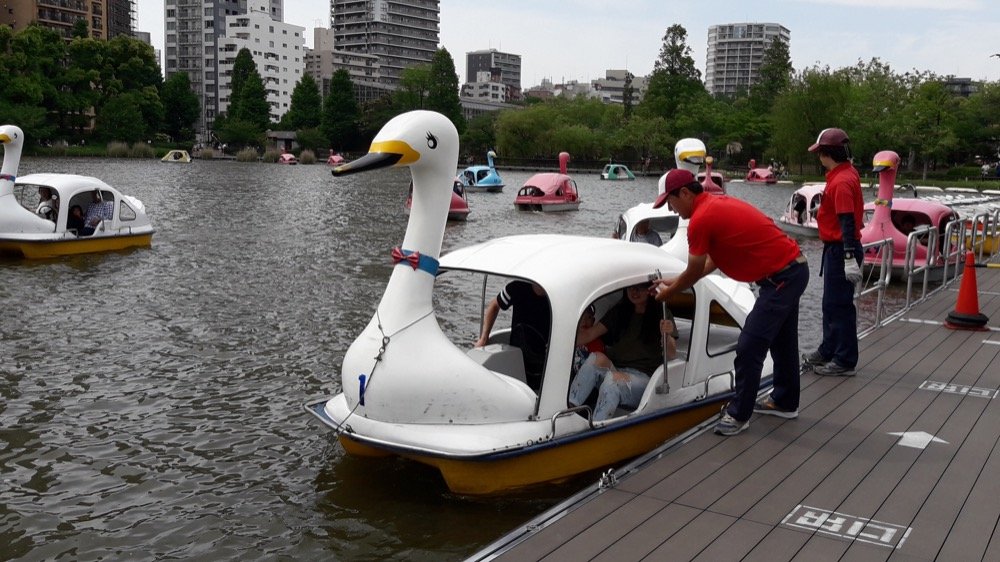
304, 28, 392, 105
218, 0, 304, 124
464, 49, 521, 100
705, 22, 790, 97
1, 0, 136, 41
164, 0, 284, 139
329, 0, 440, 88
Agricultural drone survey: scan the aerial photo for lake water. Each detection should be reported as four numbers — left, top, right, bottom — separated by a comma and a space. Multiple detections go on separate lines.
1, 158, 868, 561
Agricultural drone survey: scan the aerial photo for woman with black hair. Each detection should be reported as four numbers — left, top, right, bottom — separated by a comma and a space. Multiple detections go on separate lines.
568, 283, 676, 421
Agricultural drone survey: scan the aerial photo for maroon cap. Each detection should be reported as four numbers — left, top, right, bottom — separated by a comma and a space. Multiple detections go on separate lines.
653, 169, 696, 209
807, 127, 850, 152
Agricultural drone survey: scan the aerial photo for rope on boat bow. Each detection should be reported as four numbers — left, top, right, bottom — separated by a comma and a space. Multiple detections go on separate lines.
330, 306, 435, 437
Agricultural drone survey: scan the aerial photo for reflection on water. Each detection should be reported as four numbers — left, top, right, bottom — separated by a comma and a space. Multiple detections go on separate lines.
0, 160, 898, 560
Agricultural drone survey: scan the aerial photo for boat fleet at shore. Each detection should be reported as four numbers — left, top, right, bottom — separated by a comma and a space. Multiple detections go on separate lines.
6, 113, 998, 496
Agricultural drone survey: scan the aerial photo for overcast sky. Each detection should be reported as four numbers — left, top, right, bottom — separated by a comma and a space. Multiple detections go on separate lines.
137, 0, 1000, 85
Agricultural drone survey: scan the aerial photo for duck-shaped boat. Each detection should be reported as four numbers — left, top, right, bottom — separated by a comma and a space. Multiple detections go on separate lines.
600, 162, 636, 181
744, 159, 777, 184
777, 183, 824, 238
0, 125, 154, 259
860, 150, 958, 280
161, 149, 191, 163
514, 152, 580, 212
695, 155, 726, 194
458, 149, 504, 192
406, 177, 470, 221
305, 111, 763, 495
278, 152, 298, 165
327, 151, 345, 166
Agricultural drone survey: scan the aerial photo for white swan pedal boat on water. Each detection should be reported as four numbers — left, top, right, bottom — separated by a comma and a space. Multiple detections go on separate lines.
305, 111, 767, 495
0, 125, 154, 259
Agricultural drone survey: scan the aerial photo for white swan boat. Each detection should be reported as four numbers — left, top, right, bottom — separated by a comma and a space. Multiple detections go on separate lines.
305, 111, 765, 495
0, 125, 155, 259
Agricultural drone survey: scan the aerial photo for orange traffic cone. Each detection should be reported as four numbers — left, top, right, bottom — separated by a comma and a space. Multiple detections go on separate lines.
945, 251, 989, 330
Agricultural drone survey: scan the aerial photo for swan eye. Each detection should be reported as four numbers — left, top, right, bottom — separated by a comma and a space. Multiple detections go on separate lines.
426, 133, 437, 149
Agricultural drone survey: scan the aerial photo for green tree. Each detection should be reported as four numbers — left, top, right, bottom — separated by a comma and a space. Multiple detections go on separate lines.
280, 73, 322, 130
394, 65, 431, 111
900, 79, 961, 178
0, 24, 64, 142
640, 24, 705, 122
460, 112, 498, 158
96, 92, 146, 142
622, 72, 635, 121
160, 72, 201, 142
425, 48, 466, 133
321, 69, 360, 150
228, 48, 257, 120
769, 66, 852, 172
749, 37, 792, 113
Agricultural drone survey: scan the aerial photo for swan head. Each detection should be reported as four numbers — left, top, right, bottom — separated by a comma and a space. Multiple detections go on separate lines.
0, 124, 24, 148
331, 110, 459, 178
674, 138, 706, 175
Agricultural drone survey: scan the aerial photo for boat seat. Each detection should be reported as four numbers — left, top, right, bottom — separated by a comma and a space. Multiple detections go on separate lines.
466, 344, 527, 385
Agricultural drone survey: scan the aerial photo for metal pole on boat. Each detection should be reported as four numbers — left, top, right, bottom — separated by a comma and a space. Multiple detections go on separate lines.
656, 301, 670, 394
649, 269, 670, 394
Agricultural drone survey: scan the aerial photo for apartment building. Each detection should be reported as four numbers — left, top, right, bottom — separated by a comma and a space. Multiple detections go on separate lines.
164, 0, 283, 138
1, 0, 135, 41
217, 0, 304, 123
329, 0, 439, 88
705, 22, 790, 97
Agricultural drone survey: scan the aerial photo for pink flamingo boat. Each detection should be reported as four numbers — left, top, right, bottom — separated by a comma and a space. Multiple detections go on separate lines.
695, 155, 726, 194
278, 151, 298, 165
407, 177, 470, 221
514, 152, 580, 212
744, 158, 776, 184
326, 151, 345, 166
861, 150, 957, 280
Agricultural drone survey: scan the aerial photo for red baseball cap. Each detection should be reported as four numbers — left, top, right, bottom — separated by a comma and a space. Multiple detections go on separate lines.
653, 169, 696, 209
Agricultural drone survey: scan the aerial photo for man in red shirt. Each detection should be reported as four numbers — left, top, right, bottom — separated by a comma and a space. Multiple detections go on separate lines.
806, 128, 864, 376
651, 169, 808, 436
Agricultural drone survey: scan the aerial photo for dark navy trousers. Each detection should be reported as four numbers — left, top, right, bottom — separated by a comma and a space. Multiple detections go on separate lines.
728, 260, 809, 422
819, 241, 863, 369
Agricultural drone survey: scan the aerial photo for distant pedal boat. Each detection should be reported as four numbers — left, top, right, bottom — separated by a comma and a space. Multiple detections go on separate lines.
0, 125, 154, 259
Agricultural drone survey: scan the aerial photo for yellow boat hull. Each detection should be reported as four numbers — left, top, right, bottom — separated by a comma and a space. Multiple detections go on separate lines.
338, 400, 721, 496
0, 233, 153, 259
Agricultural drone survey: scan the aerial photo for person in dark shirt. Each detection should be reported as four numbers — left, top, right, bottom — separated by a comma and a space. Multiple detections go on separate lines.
67, 205, 86, 233
476, 280, 551, 390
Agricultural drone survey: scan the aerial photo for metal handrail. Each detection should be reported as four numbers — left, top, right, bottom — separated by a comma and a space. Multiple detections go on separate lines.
551, 405, 594, 434
858, 238, 893, 334
903, 225, 938, 308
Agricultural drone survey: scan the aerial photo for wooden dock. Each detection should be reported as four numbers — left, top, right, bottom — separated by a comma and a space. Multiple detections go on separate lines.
472, 268, 1000, 561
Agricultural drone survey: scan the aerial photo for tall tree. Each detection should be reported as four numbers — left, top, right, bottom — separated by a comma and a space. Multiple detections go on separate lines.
227, 48, 258, 121
425, 48, 466, 133
321, 69, 360, 150
640, 24, 705, 122
769, 66, 852, 172
750, 37, 792, 112
160, 72, 201, 142
96, 92, 146, 142
280, 73, 322, 130
622, 72, 635, 121
393, 65, 431, 111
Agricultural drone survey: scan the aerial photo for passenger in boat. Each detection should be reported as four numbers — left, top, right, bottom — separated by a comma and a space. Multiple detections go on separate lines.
568, 283, 677, 421
476, 281, 551, 391
898, 214, 916, 236
792, 196, 807, 224
81, 189, 113, 236
806, 128, 863, 377
630, 219, 663, 246
67, 205, 85, 233
650, 168, 808, 436
572, 305, 606, 374
36, 187, 58, 221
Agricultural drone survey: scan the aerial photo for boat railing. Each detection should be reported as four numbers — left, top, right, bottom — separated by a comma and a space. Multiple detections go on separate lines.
857, 238, 894, 336
903, 224, 940, 308
969, 209, 999, 263
551, 405, 594, 433
940, 219, 968, 286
